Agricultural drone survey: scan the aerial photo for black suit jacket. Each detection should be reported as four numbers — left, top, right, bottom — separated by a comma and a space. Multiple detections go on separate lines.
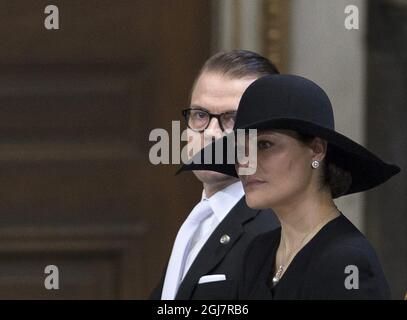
149, 196, 279, 300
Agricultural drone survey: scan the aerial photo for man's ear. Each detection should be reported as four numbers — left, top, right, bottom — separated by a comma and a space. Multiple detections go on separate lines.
311, 137, 328, 161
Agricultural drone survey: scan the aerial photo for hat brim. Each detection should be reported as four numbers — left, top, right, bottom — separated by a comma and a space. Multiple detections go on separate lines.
177, 118, 401, 197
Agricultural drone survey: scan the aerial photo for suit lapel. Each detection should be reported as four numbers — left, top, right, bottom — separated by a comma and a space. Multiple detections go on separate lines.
175, 197, 259, 299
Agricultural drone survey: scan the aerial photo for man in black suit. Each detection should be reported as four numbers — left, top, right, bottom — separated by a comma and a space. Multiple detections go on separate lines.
150, 50, 280, 300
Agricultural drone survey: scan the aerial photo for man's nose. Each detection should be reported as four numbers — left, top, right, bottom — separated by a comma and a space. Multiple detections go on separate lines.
204, 117, 223, 140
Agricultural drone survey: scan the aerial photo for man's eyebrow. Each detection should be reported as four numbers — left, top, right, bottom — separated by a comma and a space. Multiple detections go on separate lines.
189, 105, 237, 113
189, 104, 207, 110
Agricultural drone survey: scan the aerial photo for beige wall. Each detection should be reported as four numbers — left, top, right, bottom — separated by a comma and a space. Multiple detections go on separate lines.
288, 0, 366, 230
212, 0, 263, 53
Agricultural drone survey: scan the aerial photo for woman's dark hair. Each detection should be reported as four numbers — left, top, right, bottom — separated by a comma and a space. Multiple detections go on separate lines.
192, 50, 279, 90
296, 133, 352, 199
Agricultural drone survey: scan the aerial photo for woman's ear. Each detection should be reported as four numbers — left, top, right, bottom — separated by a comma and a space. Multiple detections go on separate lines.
311, 137, 328, 161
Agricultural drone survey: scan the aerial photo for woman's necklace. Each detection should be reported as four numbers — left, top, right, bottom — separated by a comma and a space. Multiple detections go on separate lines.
271, 214, 337, 286
271, 232, 313, 286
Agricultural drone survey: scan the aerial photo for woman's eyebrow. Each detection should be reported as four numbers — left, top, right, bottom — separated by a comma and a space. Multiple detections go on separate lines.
257, 132, 276, 138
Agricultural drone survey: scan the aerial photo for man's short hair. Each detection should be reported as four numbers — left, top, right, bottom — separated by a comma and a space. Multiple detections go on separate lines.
195, 49, 279, 84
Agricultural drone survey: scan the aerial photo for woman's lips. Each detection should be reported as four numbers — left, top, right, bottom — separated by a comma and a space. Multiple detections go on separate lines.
242, 179, 266, 191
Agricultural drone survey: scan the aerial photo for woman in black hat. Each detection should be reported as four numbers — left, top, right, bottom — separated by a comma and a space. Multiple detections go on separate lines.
180, 74, 400, 299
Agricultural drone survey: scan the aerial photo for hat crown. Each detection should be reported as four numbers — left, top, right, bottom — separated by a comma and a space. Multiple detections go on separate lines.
235, 75, 335, 130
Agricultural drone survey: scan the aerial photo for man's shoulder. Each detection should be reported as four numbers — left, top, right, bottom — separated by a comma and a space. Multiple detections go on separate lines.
242, 205, 280, 235
226, 197, 279, 233
206, 198, 279, 249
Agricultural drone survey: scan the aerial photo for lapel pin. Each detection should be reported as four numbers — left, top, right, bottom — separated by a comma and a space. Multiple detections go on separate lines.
220, 234, 230, 244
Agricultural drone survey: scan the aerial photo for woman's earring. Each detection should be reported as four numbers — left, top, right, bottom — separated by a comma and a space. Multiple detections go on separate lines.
311, 160, 320, 169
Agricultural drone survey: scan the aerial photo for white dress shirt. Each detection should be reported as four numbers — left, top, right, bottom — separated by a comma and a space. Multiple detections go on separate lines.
161, 197, 213, 299
181, 181, 244, 280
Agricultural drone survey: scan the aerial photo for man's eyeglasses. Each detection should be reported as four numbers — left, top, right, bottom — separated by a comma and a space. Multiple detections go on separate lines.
182, 108, 236, 133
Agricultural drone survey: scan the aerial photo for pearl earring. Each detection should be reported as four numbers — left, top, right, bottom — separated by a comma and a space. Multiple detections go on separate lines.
311, 160, 320, 169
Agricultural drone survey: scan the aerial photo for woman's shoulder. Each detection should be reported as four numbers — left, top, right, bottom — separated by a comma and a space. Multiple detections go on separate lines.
315, 214, 381, 263
304, 214, 391, 299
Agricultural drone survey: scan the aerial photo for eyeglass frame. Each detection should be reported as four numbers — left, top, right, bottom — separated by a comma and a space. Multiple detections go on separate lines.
182, 107, 237, 133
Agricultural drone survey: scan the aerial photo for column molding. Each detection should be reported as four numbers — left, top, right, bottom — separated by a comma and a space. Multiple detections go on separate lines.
262, 0, 291, 72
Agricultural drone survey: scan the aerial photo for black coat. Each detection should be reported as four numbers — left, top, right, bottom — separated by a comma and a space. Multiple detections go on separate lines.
238, 214, 391, 299
149, 197, 279, 300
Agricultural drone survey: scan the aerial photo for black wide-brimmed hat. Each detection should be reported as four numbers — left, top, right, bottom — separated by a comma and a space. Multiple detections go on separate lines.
178, 74, 400, 197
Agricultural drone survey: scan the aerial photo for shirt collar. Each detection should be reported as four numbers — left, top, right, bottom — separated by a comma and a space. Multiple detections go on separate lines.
201, 181, 244, 222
